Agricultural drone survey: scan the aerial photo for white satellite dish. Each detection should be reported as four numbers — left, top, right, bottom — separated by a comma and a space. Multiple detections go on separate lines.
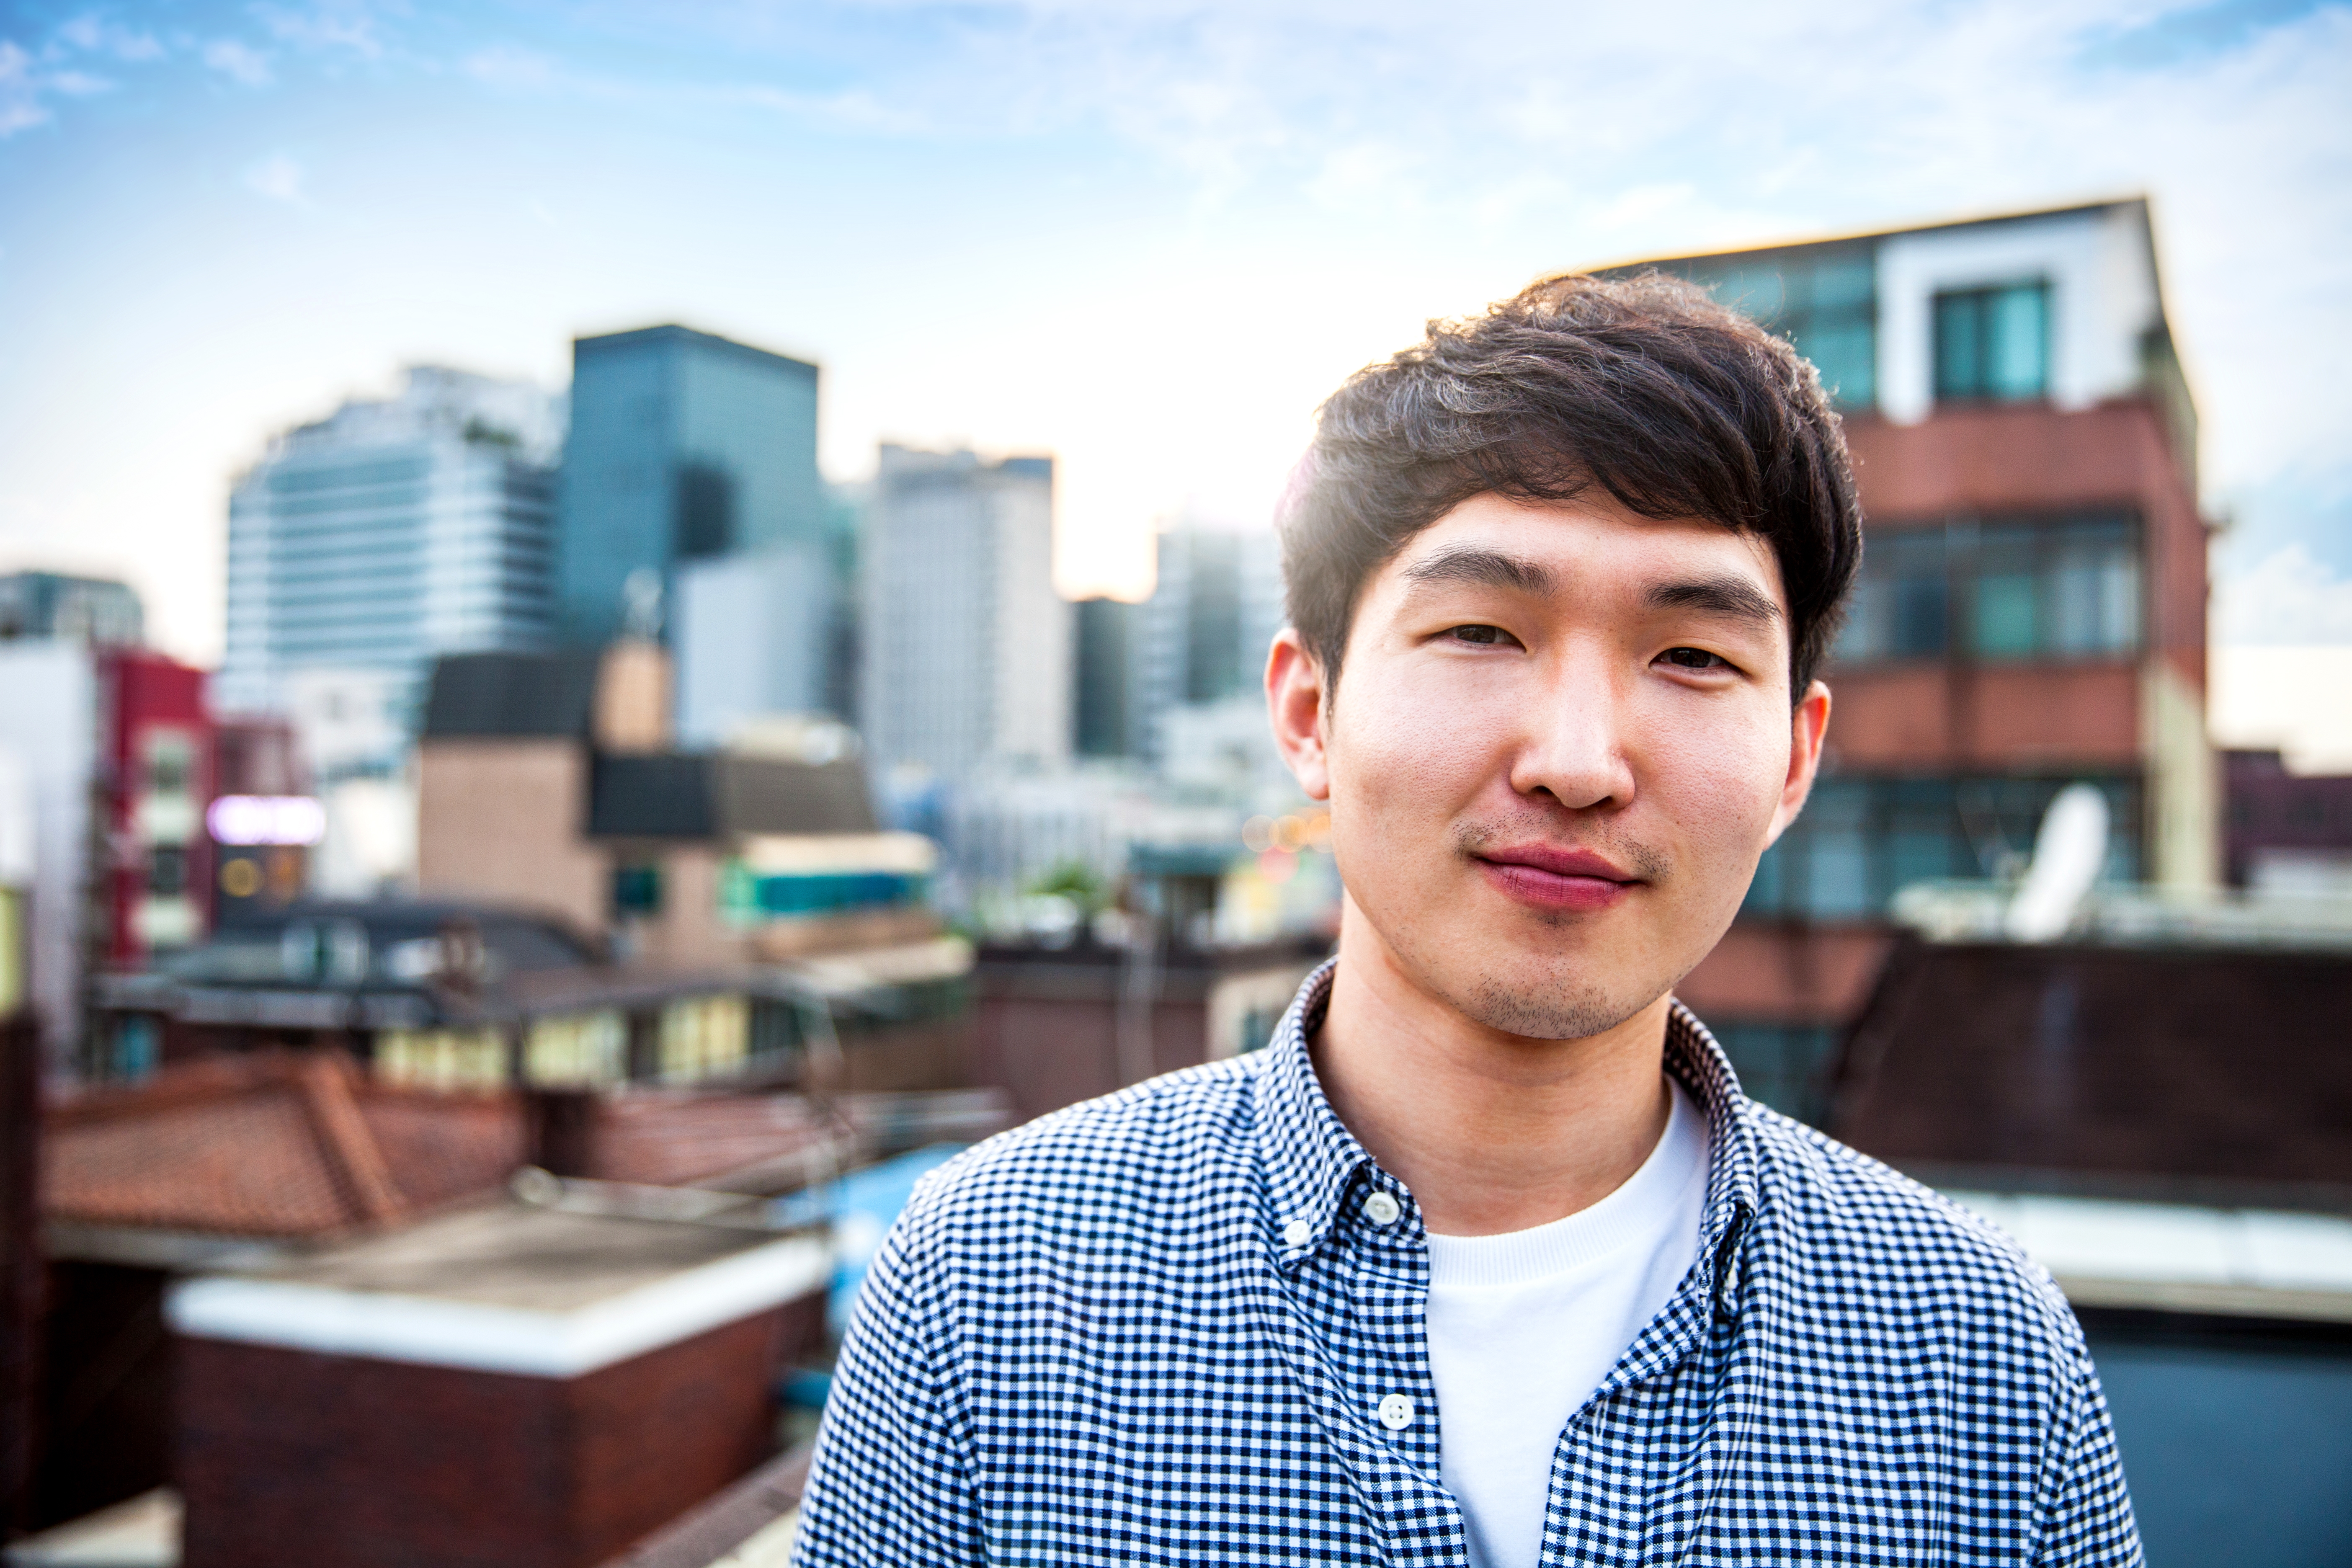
2004, 784, 2109, 943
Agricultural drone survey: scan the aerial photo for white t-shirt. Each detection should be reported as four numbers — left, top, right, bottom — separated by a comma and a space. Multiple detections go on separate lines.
1423, 1078, 1710, 1568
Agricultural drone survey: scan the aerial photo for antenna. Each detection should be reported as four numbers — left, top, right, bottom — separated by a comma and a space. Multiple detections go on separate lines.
2004, 784, 2109, 943
622, 567, 665, 641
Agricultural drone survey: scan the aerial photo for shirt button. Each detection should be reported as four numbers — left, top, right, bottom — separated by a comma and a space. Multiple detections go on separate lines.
1362, 1191, 1401, 1226
1377, 1393, 1415, 1431
1282, 1219, 1313, 1248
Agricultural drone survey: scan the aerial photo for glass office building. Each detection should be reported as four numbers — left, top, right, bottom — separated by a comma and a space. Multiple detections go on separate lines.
556, 325, 825, 647
216, 368, 562, 724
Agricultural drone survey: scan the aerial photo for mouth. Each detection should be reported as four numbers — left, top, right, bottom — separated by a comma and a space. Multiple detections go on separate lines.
1471, 843, 1643, 913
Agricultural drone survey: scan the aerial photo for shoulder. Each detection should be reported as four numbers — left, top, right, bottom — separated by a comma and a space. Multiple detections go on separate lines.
886, 1055, 1269, 1256
1741, 1104, 2085, 1354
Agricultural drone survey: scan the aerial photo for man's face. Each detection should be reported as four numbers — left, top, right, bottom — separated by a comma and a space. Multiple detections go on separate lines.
1269, 490, 1829, 1041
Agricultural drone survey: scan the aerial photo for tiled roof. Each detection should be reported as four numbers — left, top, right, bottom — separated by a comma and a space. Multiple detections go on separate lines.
44, 1053, 522, 1239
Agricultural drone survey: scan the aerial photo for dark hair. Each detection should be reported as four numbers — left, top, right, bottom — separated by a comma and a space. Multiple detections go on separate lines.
1278, 271, 1862, 701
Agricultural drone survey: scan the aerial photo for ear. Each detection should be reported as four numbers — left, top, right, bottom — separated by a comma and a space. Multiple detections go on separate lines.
1764, 678, 1832, 846
1265, 628, 1332, 802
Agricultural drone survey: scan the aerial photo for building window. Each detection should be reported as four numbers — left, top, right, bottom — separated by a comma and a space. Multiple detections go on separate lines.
1680, 247, 1878, 410
1834, 514, 2141, 667
611, 863, 664, 918
1834, 528, 1951, 663
1970, 517, 2141, 661
1743, 774, 2141, 922
1934, 281, 2050, 402
1707, 1021, 1840, 1125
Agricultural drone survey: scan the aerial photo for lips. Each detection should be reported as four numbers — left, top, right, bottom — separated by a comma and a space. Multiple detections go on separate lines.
1473, 843, 1641, 912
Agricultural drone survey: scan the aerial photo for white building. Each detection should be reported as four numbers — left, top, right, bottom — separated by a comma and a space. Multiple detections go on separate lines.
859, 446, 1070, 780
0, 645, 95, 1072
217, 366, 565, 726
674, 545, 833, 749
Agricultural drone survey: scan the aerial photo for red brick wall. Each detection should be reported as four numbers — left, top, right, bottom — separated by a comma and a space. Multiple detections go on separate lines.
970, 991, 1214, 1121
178, 1294, 821, 1568
1830, 662, 2141, 771
1676, 925, 1894, 1026
1842, 399, 2207, 696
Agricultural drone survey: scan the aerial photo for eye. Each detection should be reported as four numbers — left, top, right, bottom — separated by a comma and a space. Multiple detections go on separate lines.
1446, 624, 1510, 646
1660, 646, 1732, 671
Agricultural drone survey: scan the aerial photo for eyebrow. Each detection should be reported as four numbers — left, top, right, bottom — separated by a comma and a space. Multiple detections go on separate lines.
1398, 546, 1555, 595
1401, 549, 1780, 628
1646, 574, 1783, 626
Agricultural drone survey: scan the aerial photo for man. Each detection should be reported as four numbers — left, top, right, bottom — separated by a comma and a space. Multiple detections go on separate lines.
794, 275, 2141, 1565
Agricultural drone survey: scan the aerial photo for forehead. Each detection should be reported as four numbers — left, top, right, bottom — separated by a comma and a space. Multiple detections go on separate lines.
1374, 490, 1786, 608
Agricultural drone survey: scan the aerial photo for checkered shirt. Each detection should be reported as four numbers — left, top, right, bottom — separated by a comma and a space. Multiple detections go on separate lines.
794, 960, 2142, 1564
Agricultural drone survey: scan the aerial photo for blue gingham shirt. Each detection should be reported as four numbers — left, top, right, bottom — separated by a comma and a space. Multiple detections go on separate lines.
796, 962, 2141, 1564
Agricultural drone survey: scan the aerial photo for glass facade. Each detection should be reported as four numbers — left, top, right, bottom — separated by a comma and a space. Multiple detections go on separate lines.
1743, 773, 2141, 922
218, 370, 561, 720
1673, 242, 1878, 409
1836, 514, 2141, 666
556, 326, 824, 647
1933, 281, 2051, 402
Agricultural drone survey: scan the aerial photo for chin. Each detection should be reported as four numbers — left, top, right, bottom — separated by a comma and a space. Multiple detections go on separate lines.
1452, 963, 1655, 1043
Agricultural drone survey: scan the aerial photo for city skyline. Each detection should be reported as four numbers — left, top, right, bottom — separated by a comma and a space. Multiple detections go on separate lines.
0, 0, 2347, 670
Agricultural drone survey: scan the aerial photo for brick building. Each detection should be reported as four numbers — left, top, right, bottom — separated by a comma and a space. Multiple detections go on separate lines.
2222, 748, 2352, 893
167, 1200, 831, 1568
1603, 199, 2216, 1118
415, 643, 944, 970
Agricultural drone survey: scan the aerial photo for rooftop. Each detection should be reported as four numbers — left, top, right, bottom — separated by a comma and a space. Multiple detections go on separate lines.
1951, 1189, 2352, 1325
166, 1199, 830, 1377
44, 1052, 521, 1249
1834, 936, 2352, 1212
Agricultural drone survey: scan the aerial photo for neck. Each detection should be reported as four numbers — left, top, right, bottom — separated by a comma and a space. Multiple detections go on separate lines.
1312, 897, 1674, 1238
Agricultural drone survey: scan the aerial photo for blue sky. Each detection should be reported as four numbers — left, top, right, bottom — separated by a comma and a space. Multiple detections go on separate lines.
2, 0, 2348, 661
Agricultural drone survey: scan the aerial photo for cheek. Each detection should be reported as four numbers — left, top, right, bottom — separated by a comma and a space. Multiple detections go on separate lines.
1644, 705, 1791, 861
1327, 663, 1517, 834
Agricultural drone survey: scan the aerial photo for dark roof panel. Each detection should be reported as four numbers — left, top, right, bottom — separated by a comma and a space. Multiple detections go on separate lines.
423, 651, 602, 739
715, 756, 878, 836
589, 753, 718, 839
1831, 937, 2352, 1209
588, 753, 879, 840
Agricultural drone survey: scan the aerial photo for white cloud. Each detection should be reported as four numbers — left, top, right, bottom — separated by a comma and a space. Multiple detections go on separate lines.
251, 1, 389, 61
242, 151, 307, 204
462, 45, 558, 92
2216, 544, 2352, 647
54, 14, 162, 62
203, 40, 274, 87
0, 42, 49, 137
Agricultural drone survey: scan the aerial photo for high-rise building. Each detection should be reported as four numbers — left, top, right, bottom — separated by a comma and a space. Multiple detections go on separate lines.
1130, 523, 1283, 764
1602, 197, 2215, 1117
216, 366, 562, 720
1072, 596, 1140, 759
555, 325, 824, 647
860, 446, 1068, 779
0, 572, 144, 647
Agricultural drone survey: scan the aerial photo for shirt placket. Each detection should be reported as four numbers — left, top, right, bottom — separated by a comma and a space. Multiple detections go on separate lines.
1325, 1166, 1465, 1563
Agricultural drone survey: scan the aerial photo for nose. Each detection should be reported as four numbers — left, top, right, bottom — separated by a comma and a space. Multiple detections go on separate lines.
1507, 638, 1637, 812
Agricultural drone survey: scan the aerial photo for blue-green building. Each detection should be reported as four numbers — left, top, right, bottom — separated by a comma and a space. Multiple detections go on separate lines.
557, 325, 824, 647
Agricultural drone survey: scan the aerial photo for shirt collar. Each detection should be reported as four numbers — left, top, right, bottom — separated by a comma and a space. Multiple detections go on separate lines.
1251, 959, 1762, 1282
